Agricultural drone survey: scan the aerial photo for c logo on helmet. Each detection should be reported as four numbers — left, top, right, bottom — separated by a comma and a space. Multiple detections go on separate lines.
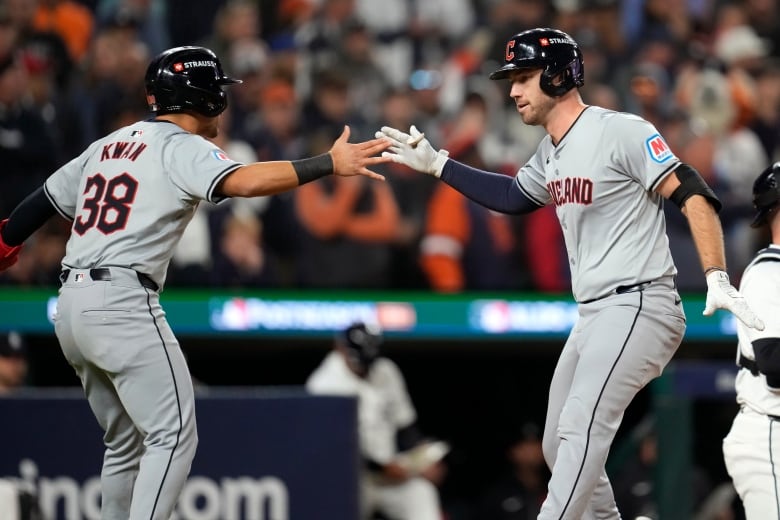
505, 39, 516, 62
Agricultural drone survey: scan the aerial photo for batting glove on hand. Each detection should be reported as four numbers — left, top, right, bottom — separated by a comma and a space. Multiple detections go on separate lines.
703, 270, 765, 330
377, 125, 449, 177
0, 219, 22, 272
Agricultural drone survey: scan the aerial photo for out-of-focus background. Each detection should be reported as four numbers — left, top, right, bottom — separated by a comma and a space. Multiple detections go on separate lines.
1, 0, 778, 518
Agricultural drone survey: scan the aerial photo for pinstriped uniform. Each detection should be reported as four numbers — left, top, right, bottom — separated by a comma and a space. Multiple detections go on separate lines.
724, 245, 780, 519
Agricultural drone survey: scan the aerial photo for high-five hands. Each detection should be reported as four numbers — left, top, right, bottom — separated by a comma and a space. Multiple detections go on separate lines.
377, 125, 450, 177
703, 270, 765, 330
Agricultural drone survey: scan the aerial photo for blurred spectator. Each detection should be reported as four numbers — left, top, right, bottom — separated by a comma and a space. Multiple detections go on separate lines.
294, 151, 401, 288
676, 65, 767, 281
0, 331, 28, 394
330, 18, 392, 126
477, 423, 548, 520
80, 25, 150, 136
168, 109, 263, 287
0, 219, 69, 288
210, 211, 277, 288
247, 77, 306, 162
623, 61, 675, 130
301, 68, 369, 142
32, 0, 94, 64
412, 0, 476, 67
353, 0, 412, 88
420, 93, 529, 292
294, 0, 357, 97
750, 60, 780, 163
96, 0, 169, 55
224, 39, 272, 141
199, 0, 264, 74
377, 87, 438, 289
0, 51, 60, 217
20, 33, 92, 159
306, 322, 447, 520
611, 416, 717, 520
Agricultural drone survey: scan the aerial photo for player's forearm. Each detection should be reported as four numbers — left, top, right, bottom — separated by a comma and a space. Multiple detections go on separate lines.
682, 194, 727, 273
219, 162, 302, 197
2, 187, 57, 245
220, 154, 335, 198
440, 160, 542, 214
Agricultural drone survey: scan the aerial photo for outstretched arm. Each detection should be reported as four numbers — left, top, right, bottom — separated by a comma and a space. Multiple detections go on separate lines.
378, 125, 541, 214
219, 125, 390, 198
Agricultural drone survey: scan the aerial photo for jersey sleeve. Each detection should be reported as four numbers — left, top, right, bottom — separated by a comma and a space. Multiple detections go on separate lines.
514, 146, 551, 206
609, 114, 680, 191
43, 144, 98, 220
164, 134, 244, 204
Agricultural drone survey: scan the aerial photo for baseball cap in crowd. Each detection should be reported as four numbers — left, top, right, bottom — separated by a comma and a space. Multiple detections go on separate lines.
0, 331, 26, 358
714, 25, 769, 67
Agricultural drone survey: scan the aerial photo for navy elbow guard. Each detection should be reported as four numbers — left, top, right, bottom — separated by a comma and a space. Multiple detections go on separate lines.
669, 163, 721, 212
754, 337, 780, 389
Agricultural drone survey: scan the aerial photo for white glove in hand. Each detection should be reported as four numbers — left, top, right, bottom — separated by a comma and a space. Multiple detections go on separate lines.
703, 270, 765, 330
377, 125, 449, 177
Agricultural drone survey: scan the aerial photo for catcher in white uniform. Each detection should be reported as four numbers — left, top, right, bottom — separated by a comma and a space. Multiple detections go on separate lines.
306, 322, 445, 520
723, 162, 780, 519
378, 27, 764, 519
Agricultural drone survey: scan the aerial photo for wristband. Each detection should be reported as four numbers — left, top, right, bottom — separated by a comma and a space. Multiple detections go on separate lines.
292, 153, 333, 185
704, 266, 726, 276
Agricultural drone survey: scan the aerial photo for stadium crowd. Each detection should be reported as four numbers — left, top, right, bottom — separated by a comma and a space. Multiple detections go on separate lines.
0, 0, 778, 294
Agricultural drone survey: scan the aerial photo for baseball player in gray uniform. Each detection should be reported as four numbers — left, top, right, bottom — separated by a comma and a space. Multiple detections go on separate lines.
723, 162, 780, 519
378, 28, 764, 519
0, 46, 390, 520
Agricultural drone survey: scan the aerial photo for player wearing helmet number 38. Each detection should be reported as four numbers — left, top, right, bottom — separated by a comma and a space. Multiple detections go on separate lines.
379, 27, 764, 519
0, 46, 390, 519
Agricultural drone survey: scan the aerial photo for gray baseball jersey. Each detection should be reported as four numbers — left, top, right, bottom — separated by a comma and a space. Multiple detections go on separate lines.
44, 119, 243, 289
46, 119, 243, 519
511, 107, 687, 519
515, 106, 679, 302
723, 245, 780, 518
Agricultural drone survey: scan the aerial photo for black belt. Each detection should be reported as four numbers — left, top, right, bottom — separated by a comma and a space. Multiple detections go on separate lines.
60, 267, 159, 291
580, 280, 652, 304
738, 352, 760, 376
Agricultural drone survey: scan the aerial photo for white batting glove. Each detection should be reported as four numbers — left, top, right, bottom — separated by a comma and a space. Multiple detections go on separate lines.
703, 270, 765, 330
377, 125, 450, 177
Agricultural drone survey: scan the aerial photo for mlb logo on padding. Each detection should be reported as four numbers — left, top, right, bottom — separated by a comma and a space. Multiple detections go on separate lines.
645, 133, 673, 163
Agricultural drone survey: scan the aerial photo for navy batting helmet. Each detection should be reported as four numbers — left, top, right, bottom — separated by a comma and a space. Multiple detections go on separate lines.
489, 28, 584, 97
338, 322, 383, 376
751, 162, 780, 228
144, 46, 241, 118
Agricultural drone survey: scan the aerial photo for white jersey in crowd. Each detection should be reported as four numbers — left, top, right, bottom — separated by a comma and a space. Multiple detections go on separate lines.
734, 245, 780, 415
515, 106, 679, 302
43, 119, 244, 290
306, 351, 417, 464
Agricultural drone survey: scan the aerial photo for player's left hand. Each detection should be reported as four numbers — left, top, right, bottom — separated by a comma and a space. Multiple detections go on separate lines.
703, 270, 765, 330
329, 125, 390, 181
